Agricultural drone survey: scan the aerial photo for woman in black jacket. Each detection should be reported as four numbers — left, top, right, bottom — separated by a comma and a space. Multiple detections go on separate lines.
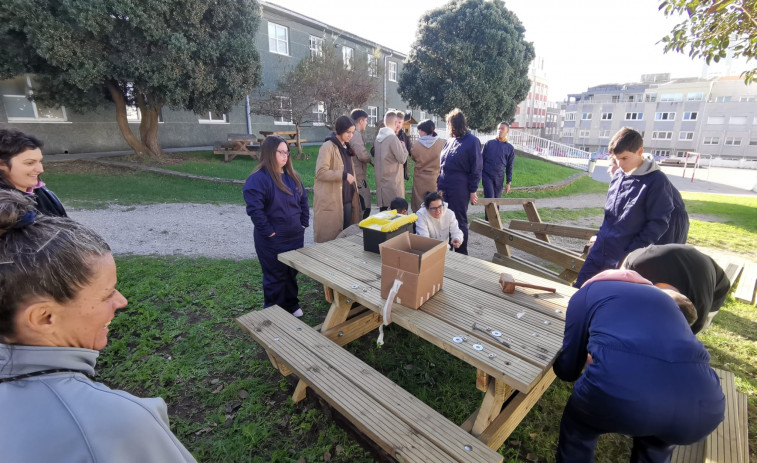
0, 129, 66, 217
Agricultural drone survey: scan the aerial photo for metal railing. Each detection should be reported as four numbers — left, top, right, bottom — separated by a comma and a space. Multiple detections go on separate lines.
476, 129, 592, 170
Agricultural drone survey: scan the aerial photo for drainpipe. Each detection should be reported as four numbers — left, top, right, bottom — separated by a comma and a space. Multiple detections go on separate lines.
245, 95, 252, 135
384, 51, 393, 114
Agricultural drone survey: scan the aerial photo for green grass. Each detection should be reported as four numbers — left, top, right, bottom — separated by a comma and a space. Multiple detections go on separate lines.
682, 193, 757, 258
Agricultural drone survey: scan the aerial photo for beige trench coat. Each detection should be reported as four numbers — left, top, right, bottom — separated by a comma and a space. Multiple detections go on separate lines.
410, 137, 445, 212
351, 130, 372, 214
373, 128, 409, 208
313, 140, 361, 243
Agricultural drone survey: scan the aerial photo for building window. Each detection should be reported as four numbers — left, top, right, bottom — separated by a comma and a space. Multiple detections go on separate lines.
676, 151, 687, 157
342, 46, 353, 70
683, 112, 698, 121
387, 61, 397, 82
750, 138, 757, 145
268, 22, 289, 56
679, 131, 694, 140
625, 112, 643, 120
197, 111, 227, 124
724, 137, 742, 146
581, 112, 592, 120
707, 116, 725, 124
687, 92, 704, 101
714, 96, 732, 103
367, 106, 378, 127
565, 112, 576, 121
655, 112, 675, 121
579, 129, 590, 137
562, 128, 574, 137
601, 112, 612, 120
740, 96, 756, 102
312, 101, 325, 126
660, 93, 683, 102
729, 116, 747, 125
653, 149, 670, 156
2, 76, 67, 122
309, 36, 323, 58
367, 54, 378, 77
274, 96, 292, 124
645, 93, 657, 102
611, 95, 620, 103
703, 136, 719, 145
599, 130, 611, 138
652, 131, 673, 140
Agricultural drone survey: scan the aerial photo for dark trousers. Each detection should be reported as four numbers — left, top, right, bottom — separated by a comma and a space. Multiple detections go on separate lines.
343, 202, 352, 231
443, 187, 470, 255
379, 206, 388, 212
482, 173, 504, 221
254, 231, 303, 313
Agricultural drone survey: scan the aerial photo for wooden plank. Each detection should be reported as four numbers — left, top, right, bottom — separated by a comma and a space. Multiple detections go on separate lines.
492, 253, 568, 285
320, 310, 382, 346
736, 392, 747, 463
508, 220, 597, 240
485, 203, 510, 257
733, 262, 757, 304
472, 380, 514, 436
522, 201, 550, 243
237, 307, 504, 463
722, 262, 744, 289
671, 438, 705, 463
706, 368, 741, 463
477, 198, 536, 206
470, 220, 584, 273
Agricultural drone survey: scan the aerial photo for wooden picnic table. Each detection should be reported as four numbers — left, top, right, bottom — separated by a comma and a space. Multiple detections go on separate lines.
277, 233, 577, 449
213, 133, 262, 162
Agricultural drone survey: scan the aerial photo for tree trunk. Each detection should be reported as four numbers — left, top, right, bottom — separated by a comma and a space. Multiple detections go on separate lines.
294, 123, 303, 160
107, 81, 149, 156
136, 93, 164, 158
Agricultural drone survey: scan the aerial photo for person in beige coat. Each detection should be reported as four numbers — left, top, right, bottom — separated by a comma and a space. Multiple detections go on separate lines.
350, 109, 373, 219
410, 119, 445, 212
313, 116, 362, 243
373, 111, 408, 211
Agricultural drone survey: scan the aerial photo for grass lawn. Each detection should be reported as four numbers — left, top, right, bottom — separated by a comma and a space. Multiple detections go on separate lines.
682, 192, 757, 259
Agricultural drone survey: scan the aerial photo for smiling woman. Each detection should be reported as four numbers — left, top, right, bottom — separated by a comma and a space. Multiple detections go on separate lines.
0, 189, 196, 462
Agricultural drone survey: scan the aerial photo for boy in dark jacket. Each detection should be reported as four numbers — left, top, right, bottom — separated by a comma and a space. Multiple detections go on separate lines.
574, 128, 685, 287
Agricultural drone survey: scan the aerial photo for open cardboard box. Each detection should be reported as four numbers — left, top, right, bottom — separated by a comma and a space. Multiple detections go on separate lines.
378, 232, 447, 309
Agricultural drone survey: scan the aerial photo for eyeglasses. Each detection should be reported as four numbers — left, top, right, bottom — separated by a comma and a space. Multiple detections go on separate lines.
276, 149, 290, 157
428, 205, 443, 212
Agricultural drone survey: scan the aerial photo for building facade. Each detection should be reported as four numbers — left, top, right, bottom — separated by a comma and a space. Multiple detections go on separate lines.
0, 1, 409, 154
561, 74, 757, 158
511, 57, 548, 135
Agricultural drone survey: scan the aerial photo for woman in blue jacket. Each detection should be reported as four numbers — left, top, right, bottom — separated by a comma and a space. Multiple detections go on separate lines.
437, 109, 482, 255
243, 136, 310, 317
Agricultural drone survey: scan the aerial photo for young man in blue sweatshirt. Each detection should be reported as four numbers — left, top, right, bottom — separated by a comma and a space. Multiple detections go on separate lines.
574, 127, 687, 287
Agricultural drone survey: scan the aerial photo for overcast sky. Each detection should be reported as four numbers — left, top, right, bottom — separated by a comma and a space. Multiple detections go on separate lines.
266, 0, 749, 101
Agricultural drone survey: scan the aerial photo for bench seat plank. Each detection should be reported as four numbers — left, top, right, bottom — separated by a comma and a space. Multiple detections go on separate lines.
237, 306, 503, 463
734, 262, 757, 304
508, 220, 597, 240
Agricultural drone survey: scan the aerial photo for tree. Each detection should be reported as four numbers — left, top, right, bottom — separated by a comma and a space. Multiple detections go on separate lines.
659, 0, 757, 84
0, 0, 262, 157
398, 0, 534, 132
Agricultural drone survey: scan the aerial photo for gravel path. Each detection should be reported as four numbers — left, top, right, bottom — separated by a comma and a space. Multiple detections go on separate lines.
70, 194, 608, 260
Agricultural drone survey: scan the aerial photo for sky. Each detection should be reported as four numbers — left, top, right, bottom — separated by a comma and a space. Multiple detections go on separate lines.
265, 0, 749, 101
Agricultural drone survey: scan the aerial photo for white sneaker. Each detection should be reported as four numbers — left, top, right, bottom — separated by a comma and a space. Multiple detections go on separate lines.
292, 308, 303, 318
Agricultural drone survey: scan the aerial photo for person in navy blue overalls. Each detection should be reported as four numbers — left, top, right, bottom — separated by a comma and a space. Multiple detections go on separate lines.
243, 136, 310, 317
437, 109, 482, 255
554, 272, 725, 463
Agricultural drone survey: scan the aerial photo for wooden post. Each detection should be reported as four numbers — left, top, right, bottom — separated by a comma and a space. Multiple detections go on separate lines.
523, 201, 550, 243
471, 379, 514, 436
485, 203, 511, 257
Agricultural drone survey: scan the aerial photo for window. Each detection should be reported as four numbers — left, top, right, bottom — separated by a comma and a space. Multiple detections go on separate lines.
342, 46, 353, 70
679, 131, 694, 140
653, 149, 670, 156
740, 96, 756, 102
601, 112, 612, 120
312, 101, 325, 126
724, 137, 742, 146
581, 112, 592, 120
274, 96, 292, 124
367, 106, 378, 127
267, 22, 289, 55
750, 138, 757, 146
612, 95, 620, 103
683, 112, 698, 120
625, 112, 643, 120
655, 112, 675, 121
599, 130, 611, 138
687, 92, 704, 101
660, 93, 683, 102
387, 61, 397, 82
197, 111, 226, 123
714, 96, 732, 102
367, 54, 378, 77
676, 151, 687, 157
652, 131, 673, 140
579, 129, 590, 137
703, 136, 719, 145
309, 36, 323, 58
3, 76, 67, 122
562, 128, 575, 137
729, 116, 747, 125
565, 112, 576, 121
645, 93, 657, 102
707, 116, 725, 124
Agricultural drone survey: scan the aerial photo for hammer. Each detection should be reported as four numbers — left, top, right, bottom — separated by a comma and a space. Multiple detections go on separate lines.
499, 272, 557, 294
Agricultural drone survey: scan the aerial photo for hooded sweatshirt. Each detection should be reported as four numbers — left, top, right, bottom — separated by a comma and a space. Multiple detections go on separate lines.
417, 134, 439, 149
415, 202, 464, 248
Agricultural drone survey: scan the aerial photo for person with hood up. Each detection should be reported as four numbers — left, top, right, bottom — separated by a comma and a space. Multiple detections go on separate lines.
313, 115, 361, 242
373, 111, 408, 211
410, 119, 445, 212
574, 127, 686, 287
415, 191, 463, 250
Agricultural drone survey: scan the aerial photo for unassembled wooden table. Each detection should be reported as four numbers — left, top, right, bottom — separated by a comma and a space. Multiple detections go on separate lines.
278, 234, 577, 450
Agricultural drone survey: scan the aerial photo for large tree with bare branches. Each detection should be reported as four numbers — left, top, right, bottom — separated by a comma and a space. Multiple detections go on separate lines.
0, 0, 262, 157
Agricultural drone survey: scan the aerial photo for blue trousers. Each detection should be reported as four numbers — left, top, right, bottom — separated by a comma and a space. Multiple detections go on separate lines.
444, 186, 470, 255
254, 231, 304, 313
482, 173, 504, 221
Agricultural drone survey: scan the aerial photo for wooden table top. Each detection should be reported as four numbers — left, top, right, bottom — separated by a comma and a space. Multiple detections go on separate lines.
260, 130, 298, 137
278, 234, 576, 393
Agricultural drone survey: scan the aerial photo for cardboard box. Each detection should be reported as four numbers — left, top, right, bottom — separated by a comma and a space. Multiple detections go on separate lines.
379, 232, 447, 309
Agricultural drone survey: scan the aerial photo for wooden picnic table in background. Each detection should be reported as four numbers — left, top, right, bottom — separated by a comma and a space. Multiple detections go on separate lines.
260, 131, 309, 159
277, 233, 577, 450
213, 133, 262, 162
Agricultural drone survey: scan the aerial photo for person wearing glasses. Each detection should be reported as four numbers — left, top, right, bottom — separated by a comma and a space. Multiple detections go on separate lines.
313, 115, 361, 243
243, 136, 309, 317
415, 191, 463, 250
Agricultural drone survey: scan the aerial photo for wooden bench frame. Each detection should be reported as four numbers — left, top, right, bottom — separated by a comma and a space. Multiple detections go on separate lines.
237, 305, 504, 463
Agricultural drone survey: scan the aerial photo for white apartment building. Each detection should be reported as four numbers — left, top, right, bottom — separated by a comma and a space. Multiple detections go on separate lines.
561, 74, 757, 159
511, 57, 548, 135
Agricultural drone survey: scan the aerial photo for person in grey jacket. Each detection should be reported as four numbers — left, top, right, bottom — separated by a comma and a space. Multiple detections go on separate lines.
415, 191, 463, 250
0, 189, 196, 463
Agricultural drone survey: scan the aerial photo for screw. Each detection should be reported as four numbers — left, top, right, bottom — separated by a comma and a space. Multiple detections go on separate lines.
472, 322, 511, 348
338, 331, 344, 337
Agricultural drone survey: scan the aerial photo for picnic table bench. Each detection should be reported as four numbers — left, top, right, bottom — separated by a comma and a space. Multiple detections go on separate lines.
214, 133, 262, 162
237, 305, 504, 463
